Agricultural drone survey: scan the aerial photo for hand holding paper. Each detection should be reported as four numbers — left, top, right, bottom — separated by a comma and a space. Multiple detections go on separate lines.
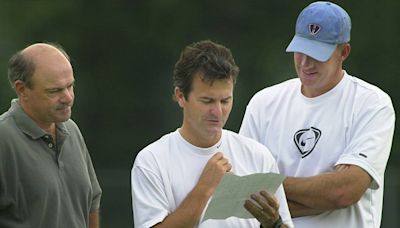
202, 172, 285, 221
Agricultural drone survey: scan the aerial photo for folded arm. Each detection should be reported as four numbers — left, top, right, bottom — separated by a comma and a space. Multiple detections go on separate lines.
284, 164, 372, 217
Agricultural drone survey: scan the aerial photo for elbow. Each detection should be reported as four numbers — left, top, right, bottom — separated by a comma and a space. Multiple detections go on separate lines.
331, 188, 363, 208
333, 196, 356, 209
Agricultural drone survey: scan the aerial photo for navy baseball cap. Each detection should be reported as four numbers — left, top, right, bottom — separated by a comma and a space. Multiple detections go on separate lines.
286, 1, 351, 62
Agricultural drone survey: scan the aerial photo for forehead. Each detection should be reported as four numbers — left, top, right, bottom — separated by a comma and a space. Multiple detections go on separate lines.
189, 74, 233, 97
29, 54, 74, 88
31, 63, 74, 88
35, 76, 74, 93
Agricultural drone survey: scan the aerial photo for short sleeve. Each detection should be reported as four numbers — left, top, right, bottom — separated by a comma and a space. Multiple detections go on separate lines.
336, 93, 395, 189
131, 152, 170, 228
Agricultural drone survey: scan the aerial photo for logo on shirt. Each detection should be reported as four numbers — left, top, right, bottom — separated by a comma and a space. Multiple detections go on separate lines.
294, 127, 321, 158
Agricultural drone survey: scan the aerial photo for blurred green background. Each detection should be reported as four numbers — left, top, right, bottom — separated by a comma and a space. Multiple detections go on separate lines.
0, 0, 398, 227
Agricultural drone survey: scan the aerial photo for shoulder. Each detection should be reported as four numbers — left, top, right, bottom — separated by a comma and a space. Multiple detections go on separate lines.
340, 73, 395, 133
223, 130, 278, 172
141, 131, 176, 153
247, 78, 300, 107
347, 73, 393, 107
223, 130, 275, 158
0, 111, 20, 162
134, 131, 176, 167
0, 109, 11, 122
344, 74, 395, 121
224, 129, 263, 145
0, 111, 18, 142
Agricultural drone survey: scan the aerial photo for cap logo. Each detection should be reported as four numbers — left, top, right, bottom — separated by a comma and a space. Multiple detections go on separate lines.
308, 23, 321, 35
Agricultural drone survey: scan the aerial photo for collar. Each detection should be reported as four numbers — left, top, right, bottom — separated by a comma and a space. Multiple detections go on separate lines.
10, 99, 69, 140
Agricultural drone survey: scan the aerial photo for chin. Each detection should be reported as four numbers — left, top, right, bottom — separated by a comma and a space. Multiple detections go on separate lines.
56, 115, 71, 123
207, 127, 222, 135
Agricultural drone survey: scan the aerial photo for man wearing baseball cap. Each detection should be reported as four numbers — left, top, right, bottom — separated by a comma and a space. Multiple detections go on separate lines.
240, 2, 395, 228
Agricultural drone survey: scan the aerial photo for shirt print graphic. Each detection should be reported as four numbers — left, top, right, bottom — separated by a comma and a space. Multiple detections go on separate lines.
293, 127, 321, 158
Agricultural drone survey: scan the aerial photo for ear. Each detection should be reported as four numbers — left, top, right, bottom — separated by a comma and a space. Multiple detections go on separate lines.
341, 43, 351, 61
14, 80, 28, 99
174, 87, 185, 108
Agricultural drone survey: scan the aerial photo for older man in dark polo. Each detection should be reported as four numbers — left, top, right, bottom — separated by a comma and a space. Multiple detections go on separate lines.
0, 43, 102, 228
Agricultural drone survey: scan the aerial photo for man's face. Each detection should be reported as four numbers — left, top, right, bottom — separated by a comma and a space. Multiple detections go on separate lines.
22, 52, 75, 129
294, 44, 347, 97
177, 74, 233, 146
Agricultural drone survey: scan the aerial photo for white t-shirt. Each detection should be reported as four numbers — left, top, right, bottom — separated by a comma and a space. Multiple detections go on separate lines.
132, 129, 294, 228
239, 71, 395, 228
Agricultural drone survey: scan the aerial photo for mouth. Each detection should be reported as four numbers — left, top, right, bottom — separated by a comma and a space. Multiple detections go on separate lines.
206, 119, 221, 126
57, 106, 71, 113
301, 70, 317, 79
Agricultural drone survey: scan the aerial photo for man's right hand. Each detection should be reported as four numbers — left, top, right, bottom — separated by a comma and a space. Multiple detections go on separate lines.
196, 152, 232, 196
153, 152, 232, 228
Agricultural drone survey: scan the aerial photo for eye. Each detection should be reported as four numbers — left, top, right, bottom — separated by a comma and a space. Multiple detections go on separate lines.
201, 99, 212, 104
68, 82, 75, 89
47, 88, 62, 94
221, 98, 232, 104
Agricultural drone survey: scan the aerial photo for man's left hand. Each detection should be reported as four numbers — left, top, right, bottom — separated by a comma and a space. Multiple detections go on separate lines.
244, 190, 282, 228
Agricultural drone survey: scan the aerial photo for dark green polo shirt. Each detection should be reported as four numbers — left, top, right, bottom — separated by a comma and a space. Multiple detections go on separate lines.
0, 99, 102, 228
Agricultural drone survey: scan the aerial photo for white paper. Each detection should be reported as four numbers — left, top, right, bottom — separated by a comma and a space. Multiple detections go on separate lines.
202, 172, 285, 221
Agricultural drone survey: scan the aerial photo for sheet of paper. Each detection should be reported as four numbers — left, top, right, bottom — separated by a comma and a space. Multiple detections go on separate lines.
202, 172, 285, 221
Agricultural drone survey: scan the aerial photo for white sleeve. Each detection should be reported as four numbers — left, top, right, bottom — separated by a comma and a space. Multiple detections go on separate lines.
276, 185, 294, 228
337, 93, 395, 189
131, 155, 169, 228
265, 150, 294, 228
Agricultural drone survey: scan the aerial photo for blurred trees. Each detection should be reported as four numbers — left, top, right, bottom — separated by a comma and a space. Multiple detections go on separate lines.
0, 1, 398, 227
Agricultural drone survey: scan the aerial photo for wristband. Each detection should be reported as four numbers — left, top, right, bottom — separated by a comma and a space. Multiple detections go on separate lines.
260, 216, 283, 228
272, 216, 283, 228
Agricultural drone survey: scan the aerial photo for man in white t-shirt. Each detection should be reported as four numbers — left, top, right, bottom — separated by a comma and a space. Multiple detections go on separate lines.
131, 40, 294, 228
239, 2, 395, 228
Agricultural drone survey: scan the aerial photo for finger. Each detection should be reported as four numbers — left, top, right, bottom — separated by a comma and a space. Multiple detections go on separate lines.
211, 152, 224, 161
244, 199, 264, 219
250, 193, 275, 218
217, 158, 231, 172
225, 162, 232, 172
216, 156, 231, 170
256, 194, 280, 221
219, 157, 229, 165
260, 191, 279, 210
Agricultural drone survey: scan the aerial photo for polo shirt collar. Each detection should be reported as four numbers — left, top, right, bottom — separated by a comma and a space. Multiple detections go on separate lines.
10, 99, 69, 140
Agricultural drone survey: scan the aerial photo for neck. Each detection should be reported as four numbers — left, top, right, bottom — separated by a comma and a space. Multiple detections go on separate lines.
302, 69, 344, 97
179, 127, 221, 148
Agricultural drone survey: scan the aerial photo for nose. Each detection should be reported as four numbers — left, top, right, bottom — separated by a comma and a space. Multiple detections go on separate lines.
299, 53, 310, 66
210, 102, 223, 117
298, 53, 318, 69
61, 87, 74, 103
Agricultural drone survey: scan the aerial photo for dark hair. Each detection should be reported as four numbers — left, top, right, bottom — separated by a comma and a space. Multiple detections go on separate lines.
173, 40, 239, 100
7, 42, 70, 89
7, 51, 35, 89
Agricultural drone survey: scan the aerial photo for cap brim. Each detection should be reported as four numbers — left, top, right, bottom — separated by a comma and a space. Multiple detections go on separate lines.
286, 35, 337, 62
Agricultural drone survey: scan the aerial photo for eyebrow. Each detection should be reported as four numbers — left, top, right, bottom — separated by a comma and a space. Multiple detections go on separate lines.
45, 80, 75, 91
199, 96, 232, 101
